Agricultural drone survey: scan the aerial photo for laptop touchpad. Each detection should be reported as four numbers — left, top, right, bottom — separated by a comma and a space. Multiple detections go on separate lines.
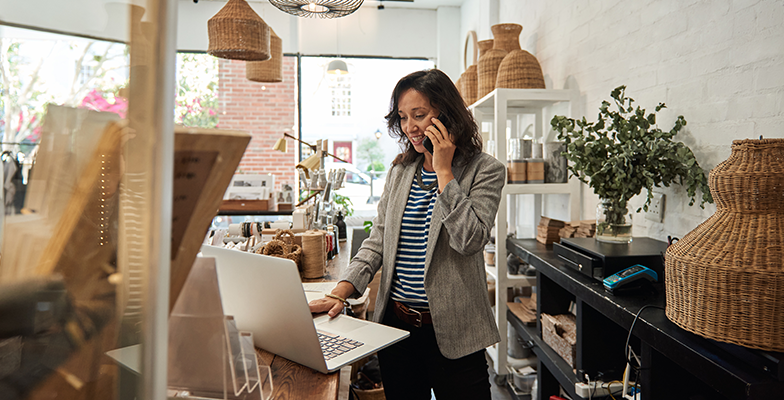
317, 316, 367, 333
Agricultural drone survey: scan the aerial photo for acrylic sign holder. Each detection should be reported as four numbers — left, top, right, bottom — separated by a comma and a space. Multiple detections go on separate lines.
168, 256, 272, 400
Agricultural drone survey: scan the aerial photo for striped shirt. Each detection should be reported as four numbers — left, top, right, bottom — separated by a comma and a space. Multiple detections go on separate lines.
390, 166, 438, 309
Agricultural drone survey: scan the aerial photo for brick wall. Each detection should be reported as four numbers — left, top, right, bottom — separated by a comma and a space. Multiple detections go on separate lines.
217, 56, 297, 191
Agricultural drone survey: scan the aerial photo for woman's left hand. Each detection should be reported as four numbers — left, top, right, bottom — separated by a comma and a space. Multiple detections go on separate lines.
426, 117, 456, 188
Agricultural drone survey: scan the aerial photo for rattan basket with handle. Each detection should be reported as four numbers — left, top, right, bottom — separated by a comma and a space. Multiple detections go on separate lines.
665, 138, 784, 352
208, 0, 271, 61
257, 229, 302, 267
496, 49, 545, 89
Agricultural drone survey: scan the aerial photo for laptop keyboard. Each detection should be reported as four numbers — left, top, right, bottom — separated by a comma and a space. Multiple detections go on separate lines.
318, 331, 364, 361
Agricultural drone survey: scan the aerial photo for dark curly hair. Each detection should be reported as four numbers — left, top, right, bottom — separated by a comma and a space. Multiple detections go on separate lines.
385, 69, 482, 166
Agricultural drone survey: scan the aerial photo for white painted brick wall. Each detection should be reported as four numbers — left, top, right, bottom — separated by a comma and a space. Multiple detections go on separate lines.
485, 0, 784, 241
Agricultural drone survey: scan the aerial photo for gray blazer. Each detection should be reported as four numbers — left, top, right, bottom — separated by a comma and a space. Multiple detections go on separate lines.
341, 152, 505, 359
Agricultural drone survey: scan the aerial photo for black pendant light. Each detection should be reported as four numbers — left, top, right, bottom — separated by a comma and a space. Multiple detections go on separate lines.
269, 0, 364, 19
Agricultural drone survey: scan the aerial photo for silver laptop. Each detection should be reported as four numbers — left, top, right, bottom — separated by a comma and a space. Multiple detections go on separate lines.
201, 244, 409, 374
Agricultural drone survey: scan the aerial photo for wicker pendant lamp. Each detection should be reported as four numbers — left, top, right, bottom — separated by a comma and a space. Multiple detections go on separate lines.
246, 29, 283, 82
207, 0, 271, 61
269, 0, 364, 19
665, 138, 784, 352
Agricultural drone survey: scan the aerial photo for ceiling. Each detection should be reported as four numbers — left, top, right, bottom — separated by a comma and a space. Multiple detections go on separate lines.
230, 0, 467, 10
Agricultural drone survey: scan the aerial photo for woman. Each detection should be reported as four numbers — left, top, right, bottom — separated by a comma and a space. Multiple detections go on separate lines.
309, 69, 505, 399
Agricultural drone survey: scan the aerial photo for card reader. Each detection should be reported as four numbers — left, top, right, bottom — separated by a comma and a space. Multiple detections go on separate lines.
603, 264, 658, 293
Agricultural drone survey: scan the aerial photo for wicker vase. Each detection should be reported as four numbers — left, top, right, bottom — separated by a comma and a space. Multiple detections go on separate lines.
460, 39, 490, 105
477, 47, 507, 99
460, 65, 476, 106
491, 23, 523, 52
246, 29, 282, 82
496, 50, 546, 89
665, 139, 784, 352
208, 0, 271, 61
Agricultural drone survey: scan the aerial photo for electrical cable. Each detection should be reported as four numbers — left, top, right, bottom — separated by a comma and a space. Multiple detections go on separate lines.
624, 305, 665, 370
605, 380, 624, 399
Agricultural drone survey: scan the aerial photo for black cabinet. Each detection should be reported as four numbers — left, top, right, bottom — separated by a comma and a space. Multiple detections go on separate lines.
507, 238, 784, 400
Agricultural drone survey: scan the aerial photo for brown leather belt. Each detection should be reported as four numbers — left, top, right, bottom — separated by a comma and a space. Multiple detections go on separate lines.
392, 300, 432, 328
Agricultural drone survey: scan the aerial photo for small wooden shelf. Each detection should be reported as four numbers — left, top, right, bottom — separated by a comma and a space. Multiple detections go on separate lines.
218, 199, 293, 216
508, 309, 580, 399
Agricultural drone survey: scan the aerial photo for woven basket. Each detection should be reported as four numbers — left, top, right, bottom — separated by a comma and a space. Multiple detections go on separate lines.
246, 29, 282, 82
462, 65, 478, 106
496, 50, 545, 89
455, 74, 464, 100
665, 138, 784, 352
477, 48, 507, 99
257, 229, 302, 267
208, 0, 271, 61
352, 387, 385, 400
491, 23, 522, 52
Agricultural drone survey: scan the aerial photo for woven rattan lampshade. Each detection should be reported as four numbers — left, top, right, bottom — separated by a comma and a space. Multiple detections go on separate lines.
496, 50, 545, 89
246, 29, 282, 82
208, 0, 271, 61
665, 138, 784, 352
269, 0, 363, 19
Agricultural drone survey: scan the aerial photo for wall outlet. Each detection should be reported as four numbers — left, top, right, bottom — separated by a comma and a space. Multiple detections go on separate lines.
645, 193, 665, 222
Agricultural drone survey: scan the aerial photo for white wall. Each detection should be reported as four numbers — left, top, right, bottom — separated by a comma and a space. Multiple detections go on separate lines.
462, 0, 784, 241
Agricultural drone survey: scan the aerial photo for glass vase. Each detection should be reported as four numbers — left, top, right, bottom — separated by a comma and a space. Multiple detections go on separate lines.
596, 199, 633, 244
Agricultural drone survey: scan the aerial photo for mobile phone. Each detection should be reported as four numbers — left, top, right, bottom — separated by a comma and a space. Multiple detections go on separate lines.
424, 113, 450, 154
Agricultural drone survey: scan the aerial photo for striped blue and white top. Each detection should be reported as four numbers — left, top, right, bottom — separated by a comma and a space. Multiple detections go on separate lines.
389, 166, 439, 309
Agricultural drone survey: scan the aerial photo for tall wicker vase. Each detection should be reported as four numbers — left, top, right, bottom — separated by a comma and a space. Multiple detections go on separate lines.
491, 23, 545, 89
491, 23, 523, 52
665, 138, 784, 352
477, 39, 494, 59
477, 38, 507, 99
462, 40, 492, 105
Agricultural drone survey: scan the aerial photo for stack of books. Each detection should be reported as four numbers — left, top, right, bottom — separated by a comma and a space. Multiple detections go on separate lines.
559, 220, 597, 239
575, 220, 597, 238
536, 217, 566, 244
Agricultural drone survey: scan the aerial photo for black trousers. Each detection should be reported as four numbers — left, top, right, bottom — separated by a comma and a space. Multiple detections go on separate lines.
377, 303, 491, 400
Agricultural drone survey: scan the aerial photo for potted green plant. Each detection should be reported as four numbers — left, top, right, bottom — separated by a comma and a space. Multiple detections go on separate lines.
551, 85, 713, 243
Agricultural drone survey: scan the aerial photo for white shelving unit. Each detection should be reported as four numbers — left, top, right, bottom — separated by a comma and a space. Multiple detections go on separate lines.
470, 88, 581, 383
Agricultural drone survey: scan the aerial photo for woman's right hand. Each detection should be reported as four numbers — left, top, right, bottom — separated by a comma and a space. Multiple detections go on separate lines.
308, 296, 345, 318
308, 281, 357, 318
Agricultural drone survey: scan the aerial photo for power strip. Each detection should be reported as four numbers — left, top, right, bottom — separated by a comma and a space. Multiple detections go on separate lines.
574, 381, 624, 398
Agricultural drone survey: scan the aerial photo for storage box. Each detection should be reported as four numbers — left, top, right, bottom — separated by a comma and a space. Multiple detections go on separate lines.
541, 313, 577, 368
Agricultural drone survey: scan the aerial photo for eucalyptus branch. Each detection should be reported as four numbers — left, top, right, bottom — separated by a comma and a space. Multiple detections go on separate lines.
551, 85, 713, 228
